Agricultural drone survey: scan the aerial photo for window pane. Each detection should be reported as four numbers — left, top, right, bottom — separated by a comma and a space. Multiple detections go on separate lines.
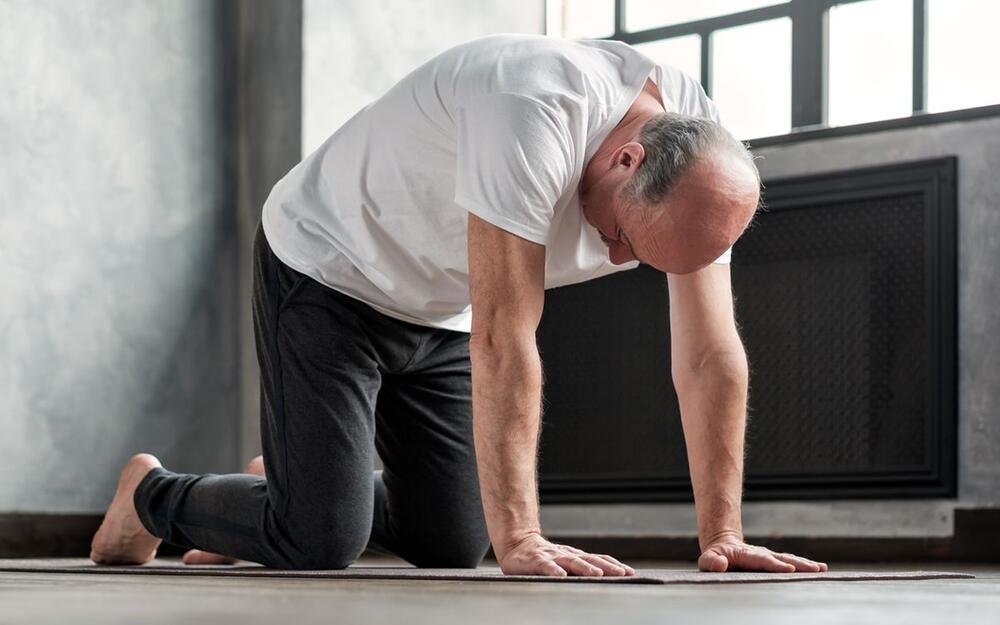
927, 0, 1000, 112
626, 0, 787, 32
711, 18, 792, 139
634, 35, 702, 85
549, 0, 615, 39
827, 0, 912, 127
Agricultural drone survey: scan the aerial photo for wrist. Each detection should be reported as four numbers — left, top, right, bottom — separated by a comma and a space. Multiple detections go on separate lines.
492, 528, 543, 561
700, 528, 744, 551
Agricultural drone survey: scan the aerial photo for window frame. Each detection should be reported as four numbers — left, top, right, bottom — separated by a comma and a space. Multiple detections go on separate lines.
598, 0, 932, 138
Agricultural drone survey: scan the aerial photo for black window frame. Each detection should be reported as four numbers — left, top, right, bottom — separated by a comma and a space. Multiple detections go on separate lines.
599, 0, 936, 138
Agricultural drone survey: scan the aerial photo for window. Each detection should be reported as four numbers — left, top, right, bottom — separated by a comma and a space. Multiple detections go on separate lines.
711, 18, 792, 139
625, 0, 786, 31
827, 0, 912, 126
547, 0, 1000, 139
633, 35, 701, 88
926, 0, 1000, 113
546, 0, 615, 40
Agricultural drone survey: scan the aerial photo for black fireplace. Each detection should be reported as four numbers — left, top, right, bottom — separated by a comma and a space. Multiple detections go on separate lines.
537, 157, 957, 502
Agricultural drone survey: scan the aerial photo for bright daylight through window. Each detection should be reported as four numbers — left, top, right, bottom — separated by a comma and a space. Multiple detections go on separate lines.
547, 0, 1000, 139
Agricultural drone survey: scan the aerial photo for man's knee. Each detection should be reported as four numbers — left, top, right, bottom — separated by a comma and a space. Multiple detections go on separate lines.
275, 512, 371, 570
292, 541, 367, 570
407, 530, 491, 569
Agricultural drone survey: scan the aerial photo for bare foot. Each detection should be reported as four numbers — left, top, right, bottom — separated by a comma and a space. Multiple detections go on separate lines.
90, 453, 163, 565
182, 455, 265, 566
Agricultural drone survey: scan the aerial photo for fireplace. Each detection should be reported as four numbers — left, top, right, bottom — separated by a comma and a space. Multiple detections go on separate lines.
537, 157, 957, 502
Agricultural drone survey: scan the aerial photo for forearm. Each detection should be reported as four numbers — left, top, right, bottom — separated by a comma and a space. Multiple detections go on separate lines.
673, 349, 749, 550
469, 333, 544, 559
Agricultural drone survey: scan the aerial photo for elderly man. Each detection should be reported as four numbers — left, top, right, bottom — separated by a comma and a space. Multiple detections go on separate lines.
91, 34, 826, 576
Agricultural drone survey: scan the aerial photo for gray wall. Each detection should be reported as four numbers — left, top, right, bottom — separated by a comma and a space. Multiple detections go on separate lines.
232, 1, 304, 465
542, 116, 1000, 538
0, 0, 544, 514
0, 0, 238, 513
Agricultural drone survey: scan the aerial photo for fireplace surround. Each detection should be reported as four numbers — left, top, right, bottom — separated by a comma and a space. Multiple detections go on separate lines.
537, 157, 957, 503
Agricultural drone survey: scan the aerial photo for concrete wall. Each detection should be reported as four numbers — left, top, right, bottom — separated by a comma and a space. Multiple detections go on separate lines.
542, 115, 1000, 538
0, 1, 238, 513
0, 0, 545, 515
232, 1, 304, 465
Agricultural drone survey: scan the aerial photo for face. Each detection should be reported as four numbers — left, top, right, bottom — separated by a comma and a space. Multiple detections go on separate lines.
581, 148, 760, 274
580, 143, 645, 266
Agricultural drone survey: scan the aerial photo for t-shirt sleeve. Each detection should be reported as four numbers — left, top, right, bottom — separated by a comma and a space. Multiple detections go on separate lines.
712, 246, 733, 264
454, 93, 574, 246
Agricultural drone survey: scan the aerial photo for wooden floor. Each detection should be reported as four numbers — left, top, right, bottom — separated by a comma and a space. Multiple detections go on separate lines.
2, 559, 998, 624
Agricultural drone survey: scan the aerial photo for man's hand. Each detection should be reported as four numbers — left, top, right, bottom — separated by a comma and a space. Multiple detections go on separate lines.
699, 535, 828, 573
498, 533, 636, 577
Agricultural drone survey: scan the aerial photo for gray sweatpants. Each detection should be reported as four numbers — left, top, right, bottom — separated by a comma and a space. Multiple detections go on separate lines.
133, 222, 490, 569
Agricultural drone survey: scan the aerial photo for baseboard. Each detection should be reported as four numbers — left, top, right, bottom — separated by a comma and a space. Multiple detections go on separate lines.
0, 514, 102, 558
549, 509, 999, 563
0, 514, 187, 558
2, 509, 997, 562
952, 508, 1000, 562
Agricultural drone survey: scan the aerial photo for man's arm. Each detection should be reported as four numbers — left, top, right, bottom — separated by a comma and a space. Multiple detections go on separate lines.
467, 213, 634, 577
668, 263, 828, 572
668, 262, 747, 547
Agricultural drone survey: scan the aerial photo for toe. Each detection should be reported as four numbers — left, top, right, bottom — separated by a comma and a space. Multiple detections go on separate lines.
183, 549, 237, 565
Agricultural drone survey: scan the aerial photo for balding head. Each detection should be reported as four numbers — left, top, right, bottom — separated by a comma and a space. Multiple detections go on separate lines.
580, 112, 761, 274
630, 149, 760, 273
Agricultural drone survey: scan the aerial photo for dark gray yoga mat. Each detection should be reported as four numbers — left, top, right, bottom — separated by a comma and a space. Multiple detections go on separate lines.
0, 559, 974, 585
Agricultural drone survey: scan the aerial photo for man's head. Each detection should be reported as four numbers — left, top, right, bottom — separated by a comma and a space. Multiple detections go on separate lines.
579, 112, 761, 274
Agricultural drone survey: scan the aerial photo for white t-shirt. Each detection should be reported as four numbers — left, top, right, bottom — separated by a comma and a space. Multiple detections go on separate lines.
262, 34, 729, 332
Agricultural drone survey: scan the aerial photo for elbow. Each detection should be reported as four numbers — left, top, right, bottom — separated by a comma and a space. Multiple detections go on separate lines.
469, 310, 538, 356
469, 324, 538, 367
671, 348, 749, 394
468, 326, 542, 401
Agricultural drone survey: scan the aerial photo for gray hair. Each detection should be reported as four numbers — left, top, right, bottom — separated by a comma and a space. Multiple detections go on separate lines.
623, 112, 761, 207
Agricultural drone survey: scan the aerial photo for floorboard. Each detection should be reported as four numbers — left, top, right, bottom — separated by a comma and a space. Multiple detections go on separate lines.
1, 559, 997, 625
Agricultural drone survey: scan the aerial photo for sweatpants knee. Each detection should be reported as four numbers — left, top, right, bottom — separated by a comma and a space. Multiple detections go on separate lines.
407, 532, 490, 569
292, 542, 366, 570
275, 515, 371, 570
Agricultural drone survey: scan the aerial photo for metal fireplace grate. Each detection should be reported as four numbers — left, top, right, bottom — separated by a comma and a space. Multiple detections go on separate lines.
537, 157, 957, 502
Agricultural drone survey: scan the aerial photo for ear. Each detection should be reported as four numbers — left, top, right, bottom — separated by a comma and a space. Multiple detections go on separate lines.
615, 141, 646, 170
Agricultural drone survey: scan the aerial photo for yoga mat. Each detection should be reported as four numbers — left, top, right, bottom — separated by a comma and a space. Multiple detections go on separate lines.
0, 559, 973, 585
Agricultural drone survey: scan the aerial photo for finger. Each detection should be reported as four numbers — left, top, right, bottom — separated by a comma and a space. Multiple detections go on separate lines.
537, 559, 568, 577
566, 547, 637, 576
726, 546, 794, 572
750, 551, 796, 573
556, 555, 604, 576
594, 553, 636, 575
577, 553, 627, 576
698, 549, 729, 572
774, 552, 825, 572
792, 553, 828, 572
